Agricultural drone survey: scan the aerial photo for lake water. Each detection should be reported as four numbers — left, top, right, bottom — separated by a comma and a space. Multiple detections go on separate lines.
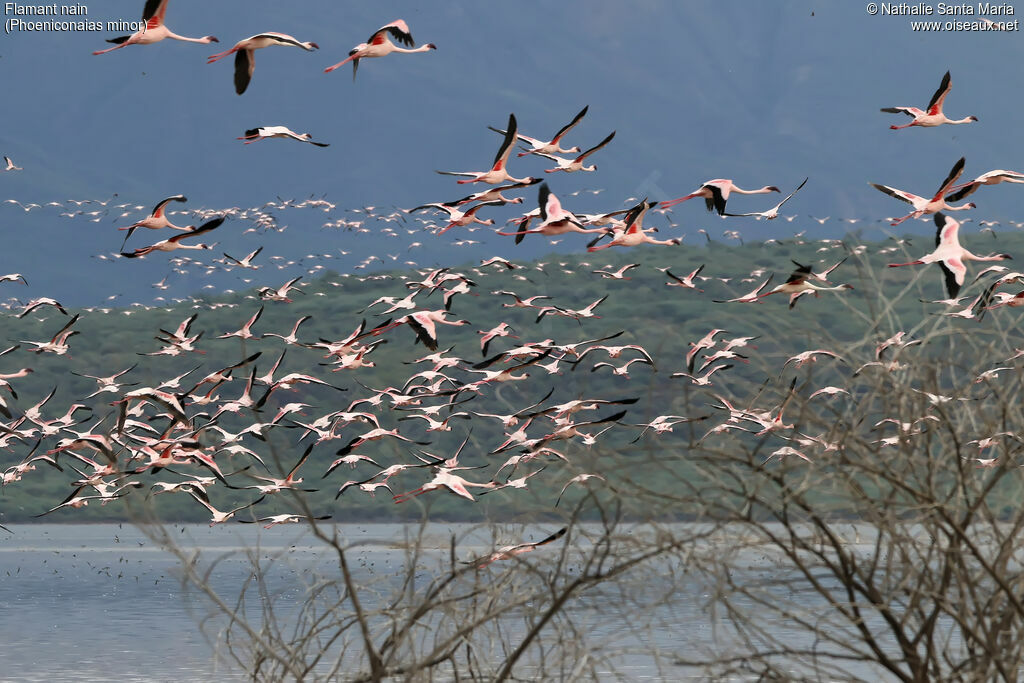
0, 523, 891, 681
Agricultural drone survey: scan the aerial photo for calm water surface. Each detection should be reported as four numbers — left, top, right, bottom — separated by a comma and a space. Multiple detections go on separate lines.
0, 523, 879, 681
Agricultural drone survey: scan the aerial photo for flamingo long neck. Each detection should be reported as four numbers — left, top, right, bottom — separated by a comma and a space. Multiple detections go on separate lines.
949, 116, 976, 125
962, 250, 1006, 263
166, 31, 215, 44
731, 186, 773, 195
392, 45, 434, 54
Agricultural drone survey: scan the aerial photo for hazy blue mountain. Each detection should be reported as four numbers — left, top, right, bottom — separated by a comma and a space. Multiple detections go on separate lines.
0, 1, 1020, 305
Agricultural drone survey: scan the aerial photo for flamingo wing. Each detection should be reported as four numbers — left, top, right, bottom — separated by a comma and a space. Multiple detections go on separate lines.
378, 20, 413, 46
938, 261, 964, 299
934, 157, 966, 199
576, 130, 615, 161
551, 105, 589, 143
880, 106, 923, 117
151, 194, 186, 218
491, 113, 518, 170
142, 0, 168, 30
234, 49, 255, 94
183, 215, 226, 239
926, 70, 952, 115
871, 183, 919, 205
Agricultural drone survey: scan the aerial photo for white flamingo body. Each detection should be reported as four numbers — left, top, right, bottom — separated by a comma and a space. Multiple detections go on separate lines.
238, 126, 329, 147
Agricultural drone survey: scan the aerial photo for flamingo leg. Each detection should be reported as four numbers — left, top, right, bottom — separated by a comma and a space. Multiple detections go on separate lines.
92, 42, 131, 56
324, 54, 356, 73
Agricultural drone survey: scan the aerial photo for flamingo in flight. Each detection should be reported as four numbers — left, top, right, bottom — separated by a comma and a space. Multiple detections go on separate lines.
117, 194, 188, 247
881, 71, 978, 130
442, 178, 541, 206
756, 262, 854, 309
660, 179, 780, 215
888, 212, 1012, 298
587, 199, 679, 252
497, 182, 603, 244
324, 20, 435, 80
408, 200, 506, 235
534, 131, 616, 173
945, 170, 1024, 202
472, 527, 568, 568
238, 126, 329, 147
120, 216, 225, 258
207, 32, 319, 95
488, 105, 590, 157
723, 178, 808, 220
3, 156, 21, 172
92, 0, 218, 55
437, 114, 531, 185
871, 156, 975, 226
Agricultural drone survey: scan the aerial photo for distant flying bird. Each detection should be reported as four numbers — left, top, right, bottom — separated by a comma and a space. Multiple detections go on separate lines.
664, 264, 705, 291
120, 216, 225, 258
881, 71, 978, 130
238, 126, 329, 147
222, 246, 264, 269
17, 297, 68, 318
554, 473, 606, 507
207, 32, 319, 94
756, 261, 854, 309
489, 105, 590, 157
660, 179, 780, 215
3, 156, 21, 171
472, 527, 568, 568
92, 0, 219, 55
888, 212, 1012, 299
871, 156, 975, 226
324, 20, 435, 80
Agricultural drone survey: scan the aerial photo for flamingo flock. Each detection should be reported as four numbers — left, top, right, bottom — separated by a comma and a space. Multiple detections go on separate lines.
0, 4, 1021, 585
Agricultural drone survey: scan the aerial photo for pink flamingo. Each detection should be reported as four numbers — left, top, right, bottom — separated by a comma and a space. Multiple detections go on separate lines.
324, 20, 435, 79
92, 0, 218, 55
888, 212, 1012, 298
881, 71, 977, 130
